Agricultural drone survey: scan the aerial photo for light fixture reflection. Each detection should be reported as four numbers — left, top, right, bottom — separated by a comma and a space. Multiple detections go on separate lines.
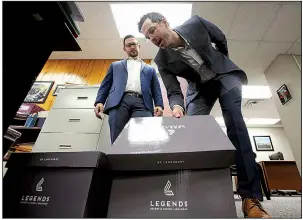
127, 117, 170, 153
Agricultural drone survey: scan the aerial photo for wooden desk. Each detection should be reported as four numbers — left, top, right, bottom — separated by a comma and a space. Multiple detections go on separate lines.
259, 161, 301, 193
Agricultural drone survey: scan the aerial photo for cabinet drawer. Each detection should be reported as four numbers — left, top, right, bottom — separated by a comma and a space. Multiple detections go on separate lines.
33, 133, 99, 152
41, 109, 103, 133
97, 115, 112, 152
52, 88, 98, 109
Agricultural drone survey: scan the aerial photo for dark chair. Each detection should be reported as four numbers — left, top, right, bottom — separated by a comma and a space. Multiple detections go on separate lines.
269, 152, 284, 160
230, 164, 271, 201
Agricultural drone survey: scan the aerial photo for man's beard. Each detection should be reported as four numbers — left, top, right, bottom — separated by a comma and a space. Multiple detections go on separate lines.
129, 50, 138, 58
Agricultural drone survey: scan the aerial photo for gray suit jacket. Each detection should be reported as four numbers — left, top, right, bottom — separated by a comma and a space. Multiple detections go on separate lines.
154, 15, 247, 110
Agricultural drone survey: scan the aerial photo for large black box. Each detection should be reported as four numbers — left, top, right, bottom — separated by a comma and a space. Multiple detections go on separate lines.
106, 116, 237, 218
3, 151, 111, 218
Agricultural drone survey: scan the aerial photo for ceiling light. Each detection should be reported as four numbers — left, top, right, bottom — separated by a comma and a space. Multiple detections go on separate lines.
245, 118, 280, 125
215, 117, 280, 126
110, 3, 192, 38
242, 85, 272, 99
215, 117, 226, 126
215, 117, 248, 126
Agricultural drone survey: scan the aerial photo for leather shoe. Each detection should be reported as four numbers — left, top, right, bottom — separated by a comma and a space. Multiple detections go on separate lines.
242, 197, 271, 218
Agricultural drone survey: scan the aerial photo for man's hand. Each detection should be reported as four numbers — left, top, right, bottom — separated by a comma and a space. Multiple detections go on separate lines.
172, 106, 184, 118
154, 106, 163, 117
94, 103, 104, 119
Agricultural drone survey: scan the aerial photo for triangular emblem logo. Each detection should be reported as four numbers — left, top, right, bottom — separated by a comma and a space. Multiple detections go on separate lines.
36, 177, 44, 192
164, 180, 174, 196
167, 129, 175, 135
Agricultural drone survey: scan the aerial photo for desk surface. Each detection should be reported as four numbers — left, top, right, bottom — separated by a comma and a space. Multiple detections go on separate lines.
259, 160, 301, 191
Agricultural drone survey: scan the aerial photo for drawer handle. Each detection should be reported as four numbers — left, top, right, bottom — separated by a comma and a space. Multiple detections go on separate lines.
68, 118, 80, 122
77, 96, 88, 100
59, 145, 72, 149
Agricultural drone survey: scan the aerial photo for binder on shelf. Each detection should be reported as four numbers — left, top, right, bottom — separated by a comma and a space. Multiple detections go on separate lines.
24, 113, 38, 127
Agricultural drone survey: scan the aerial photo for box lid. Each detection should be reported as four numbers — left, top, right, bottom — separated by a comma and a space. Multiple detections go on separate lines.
106, 115, 236, 171
6, 151, 107, 168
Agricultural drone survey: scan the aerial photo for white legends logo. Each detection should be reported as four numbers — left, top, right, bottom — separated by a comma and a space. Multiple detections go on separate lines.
150, 180, 188, 211
20, 177, 50, 206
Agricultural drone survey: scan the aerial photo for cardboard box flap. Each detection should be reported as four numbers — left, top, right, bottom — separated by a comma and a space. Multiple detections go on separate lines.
106, 115, 236, 170
6, 151, 107, 168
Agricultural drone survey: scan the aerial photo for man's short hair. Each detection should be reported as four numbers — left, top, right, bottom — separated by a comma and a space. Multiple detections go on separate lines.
138, 12, 167, 33
123, 35, 136, 46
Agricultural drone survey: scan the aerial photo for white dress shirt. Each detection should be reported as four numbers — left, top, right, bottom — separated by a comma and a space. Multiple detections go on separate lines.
125, 57, 142, 94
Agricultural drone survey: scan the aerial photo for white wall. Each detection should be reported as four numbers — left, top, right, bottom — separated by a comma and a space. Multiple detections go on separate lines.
264, 54, 301, 174
220, 126, 295, 162
247, 127, 294, 162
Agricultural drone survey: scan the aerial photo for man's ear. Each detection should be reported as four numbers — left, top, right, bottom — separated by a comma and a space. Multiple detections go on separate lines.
162, 18, 169, 28
123, 46, 126, 52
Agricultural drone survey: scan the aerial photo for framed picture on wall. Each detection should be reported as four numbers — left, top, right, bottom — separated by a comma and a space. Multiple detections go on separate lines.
53, 84, 66, 96
253, 136, 274, 151
24, 81, 54, 103
277, 84, 292, 105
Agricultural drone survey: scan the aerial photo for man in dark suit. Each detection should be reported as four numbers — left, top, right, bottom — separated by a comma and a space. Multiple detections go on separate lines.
94, 35, 164, 144
138, 13, 271, 218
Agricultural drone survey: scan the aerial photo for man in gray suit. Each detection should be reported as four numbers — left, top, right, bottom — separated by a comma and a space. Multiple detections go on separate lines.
138, 13, 271, 218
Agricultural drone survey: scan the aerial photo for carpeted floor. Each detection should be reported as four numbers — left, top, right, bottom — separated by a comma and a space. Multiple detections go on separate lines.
235, 195, 302, 218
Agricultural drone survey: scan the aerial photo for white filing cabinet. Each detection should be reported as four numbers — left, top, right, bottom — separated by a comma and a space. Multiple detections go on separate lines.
32, 86, 111, 152
3, 161, 8, 177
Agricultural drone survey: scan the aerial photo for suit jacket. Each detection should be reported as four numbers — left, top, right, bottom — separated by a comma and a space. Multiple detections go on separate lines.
154, 15, 247, 110
94, 59, 164, 114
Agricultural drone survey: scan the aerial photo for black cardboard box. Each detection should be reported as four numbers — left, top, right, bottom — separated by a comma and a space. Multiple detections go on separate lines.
106, 115, 237, 218
107, 115, 236, 170
108, 169, 236, 218
3, 151, 111, 218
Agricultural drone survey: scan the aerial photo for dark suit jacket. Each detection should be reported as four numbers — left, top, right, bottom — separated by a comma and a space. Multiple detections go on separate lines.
154, 15, 247, 110
94, 59, 164, 114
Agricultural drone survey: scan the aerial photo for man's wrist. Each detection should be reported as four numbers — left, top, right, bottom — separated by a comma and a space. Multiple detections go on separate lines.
173, 105, 184, 112
95, 102, 103, 107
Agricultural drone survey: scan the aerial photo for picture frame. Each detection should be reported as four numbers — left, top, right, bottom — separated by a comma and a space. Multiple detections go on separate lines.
53, 84, 66, 96
24, 81, 54, 103
253, 136, 274, 151
277, 84, 292, 105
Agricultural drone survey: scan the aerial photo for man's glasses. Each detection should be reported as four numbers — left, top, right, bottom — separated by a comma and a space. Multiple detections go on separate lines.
144, 21, 161, 40
125, 42, 139, 48
145, 26, 156, 40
